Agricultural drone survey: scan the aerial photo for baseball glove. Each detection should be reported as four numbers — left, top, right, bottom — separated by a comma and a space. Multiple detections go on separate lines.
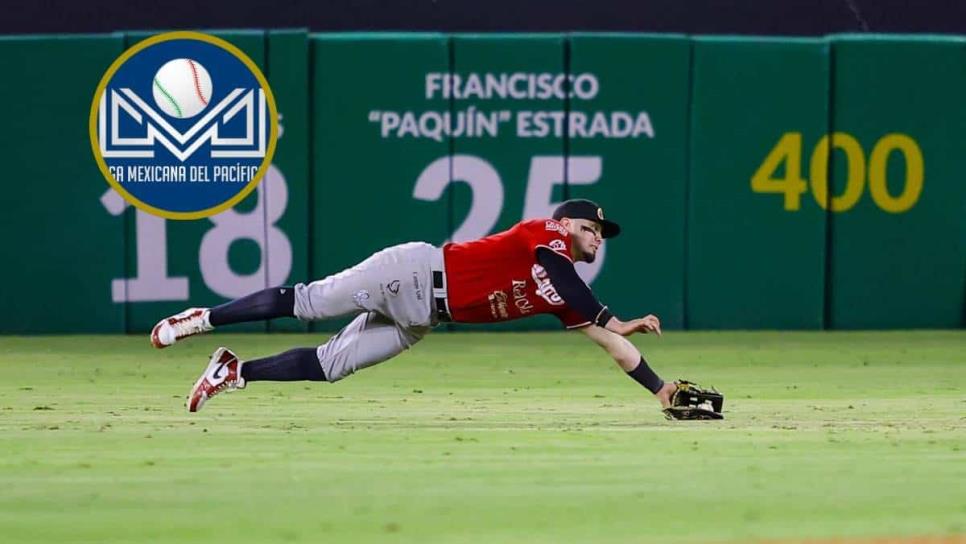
663, 380, 724, 420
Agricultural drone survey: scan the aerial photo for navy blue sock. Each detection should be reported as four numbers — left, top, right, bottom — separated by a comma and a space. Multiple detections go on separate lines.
241, 348, 326, 382
626, 356, 664, 394
209, 287, 295, 326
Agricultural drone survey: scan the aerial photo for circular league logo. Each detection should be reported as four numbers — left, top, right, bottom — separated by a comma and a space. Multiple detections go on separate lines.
90, 31, 278, 219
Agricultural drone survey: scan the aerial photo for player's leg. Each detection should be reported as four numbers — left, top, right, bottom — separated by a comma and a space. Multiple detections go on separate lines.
290, 242, 436, 327
184, 345, 321, 412
313, 311, 431, 382
152, 242, 438, 349
151, 287, 295, 349
185, 311, 430, 412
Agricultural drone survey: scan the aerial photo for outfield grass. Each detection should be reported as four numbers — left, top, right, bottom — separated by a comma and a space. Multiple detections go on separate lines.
0, 331, 963, 543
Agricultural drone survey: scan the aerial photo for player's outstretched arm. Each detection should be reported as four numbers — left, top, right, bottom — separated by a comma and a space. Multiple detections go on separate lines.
578, 324, 641, 371
577, 324, 676, 407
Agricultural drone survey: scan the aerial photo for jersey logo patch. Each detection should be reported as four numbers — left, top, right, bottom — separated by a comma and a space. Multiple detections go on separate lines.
488, 290, 510, 319
545, 220, 569, 236
353, 290, 370, 308
549, 239, 567, 252
531, 265, 565, 306
512, 280, 533, 314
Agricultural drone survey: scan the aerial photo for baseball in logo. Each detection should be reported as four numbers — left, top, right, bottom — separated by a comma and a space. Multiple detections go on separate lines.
89, 31, 278, 219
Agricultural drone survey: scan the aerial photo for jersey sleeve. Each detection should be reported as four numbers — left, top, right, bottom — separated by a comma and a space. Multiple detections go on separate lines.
524, 219, 574, 262
555, 306, 592, 329
536, 247, 613, 328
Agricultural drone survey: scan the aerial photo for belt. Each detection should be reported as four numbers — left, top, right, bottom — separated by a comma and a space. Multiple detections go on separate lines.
432, 270, 452, 323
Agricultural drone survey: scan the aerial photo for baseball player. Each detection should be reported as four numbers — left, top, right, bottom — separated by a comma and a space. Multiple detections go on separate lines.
152, 198, 676, 412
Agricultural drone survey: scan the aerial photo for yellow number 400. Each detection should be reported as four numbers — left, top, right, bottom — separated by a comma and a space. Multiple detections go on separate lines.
751, 132, 924, 213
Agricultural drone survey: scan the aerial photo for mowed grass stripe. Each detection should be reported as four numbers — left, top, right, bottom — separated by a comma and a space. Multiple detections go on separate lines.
0, 331, 963, 543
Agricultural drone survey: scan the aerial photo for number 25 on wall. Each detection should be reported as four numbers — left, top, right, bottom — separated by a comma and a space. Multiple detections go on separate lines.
751, 132, 924, 213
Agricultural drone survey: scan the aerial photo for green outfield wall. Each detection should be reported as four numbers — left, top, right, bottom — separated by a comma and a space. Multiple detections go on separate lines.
0, 32, 962, 333
688, 37, 830, 330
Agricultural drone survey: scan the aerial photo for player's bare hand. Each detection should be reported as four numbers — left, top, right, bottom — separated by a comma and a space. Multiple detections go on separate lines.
605, 315, 662, 337
618, 315, 661, 336
655, 381, 676, 409
638, 314, 662, 336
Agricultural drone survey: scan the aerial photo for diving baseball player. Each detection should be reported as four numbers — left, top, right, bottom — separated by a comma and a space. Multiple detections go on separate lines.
151, 199, 676, 413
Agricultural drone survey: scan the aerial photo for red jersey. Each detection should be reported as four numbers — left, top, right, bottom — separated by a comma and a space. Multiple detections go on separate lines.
442, 219, 590, 328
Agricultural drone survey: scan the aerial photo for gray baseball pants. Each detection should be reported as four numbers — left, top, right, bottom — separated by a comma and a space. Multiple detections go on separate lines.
292, 242, 444, 382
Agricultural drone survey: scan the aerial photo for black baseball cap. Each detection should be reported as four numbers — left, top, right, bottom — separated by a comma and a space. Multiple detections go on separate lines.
552, 199, 621, 239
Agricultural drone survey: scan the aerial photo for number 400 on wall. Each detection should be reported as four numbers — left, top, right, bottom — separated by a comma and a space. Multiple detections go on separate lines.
751, 132, 924, 213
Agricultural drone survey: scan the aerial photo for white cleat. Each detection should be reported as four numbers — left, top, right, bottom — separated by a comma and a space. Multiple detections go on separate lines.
187, 347, 246, 413
151, 308, 213, 349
